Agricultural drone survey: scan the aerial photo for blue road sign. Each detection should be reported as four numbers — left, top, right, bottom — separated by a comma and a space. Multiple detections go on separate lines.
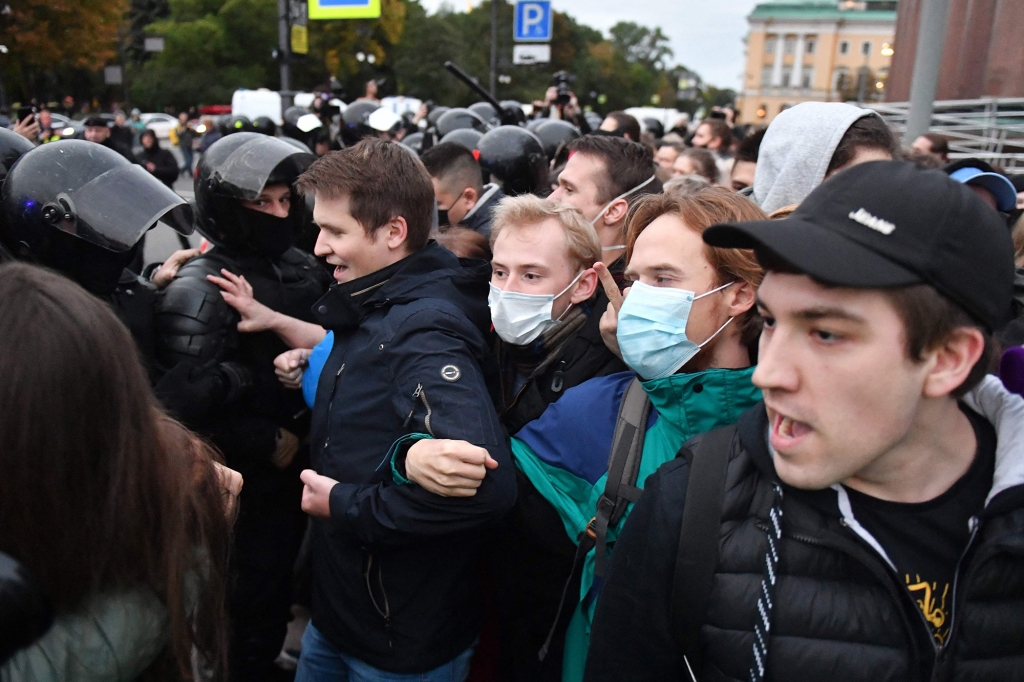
514, 1, 552, 43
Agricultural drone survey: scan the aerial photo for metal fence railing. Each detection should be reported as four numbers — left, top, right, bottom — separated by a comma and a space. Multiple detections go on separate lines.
863, 97, 1024, 171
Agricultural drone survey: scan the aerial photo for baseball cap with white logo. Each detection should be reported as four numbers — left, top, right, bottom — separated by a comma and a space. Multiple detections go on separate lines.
704, 160, 1014, 331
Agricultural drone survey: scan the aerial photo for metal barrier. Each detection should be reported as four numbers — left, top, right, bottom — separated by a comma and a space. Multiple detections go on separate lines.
864, 97, 1024, 170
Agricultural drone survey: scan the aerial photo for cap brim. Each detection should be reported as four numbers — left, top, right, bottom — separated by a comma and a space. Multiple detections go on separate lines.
968, 174, 1018, 212
704, 217, 922, 288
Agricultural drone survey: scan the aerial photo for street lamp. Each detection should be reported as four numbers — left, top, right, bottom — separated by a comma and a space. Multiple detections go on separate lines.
881, 42, 894, 57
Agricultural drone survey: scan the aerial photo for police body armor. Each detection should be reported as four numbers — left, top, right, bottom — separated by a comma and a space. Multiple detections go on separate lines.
154, 133, 329, 469
0, 140, 193, 374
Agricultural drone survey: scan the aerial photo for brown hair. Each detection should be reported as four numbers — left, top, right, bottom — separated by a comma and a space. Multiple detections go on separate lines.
698, 119, 733, 150
625, 188, 767, 347
826, 114, 897, 176
434, 226, 492, 260
678, 147, 720, 184
885, 285, 996, 398
567, 135, 660, 204
0, 263, 231, 680
296, 138, 434, 252
604, 111, 642, 142
490, 194, 602, 274
921, 133, 950, 158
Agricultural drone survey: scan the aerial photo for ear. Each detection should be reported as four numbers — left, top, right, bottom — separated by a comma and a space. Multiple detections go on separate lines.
383, 215, 409, 252
921, 327, 986, 399
569, 268, 598, 304
602, 198, 629, 227
462, 187, 479, 207
724, 280, 756, 318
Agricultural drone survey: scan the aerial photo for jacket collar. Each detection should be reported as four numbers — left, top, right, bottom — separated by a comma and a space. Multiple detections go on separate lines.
643, 366, 761, 444
463, 183, 502, 223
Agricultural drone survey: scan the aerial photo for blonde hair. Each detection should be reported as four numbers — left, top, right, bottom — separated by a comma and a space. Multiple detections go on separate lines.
490, 195, 602, 273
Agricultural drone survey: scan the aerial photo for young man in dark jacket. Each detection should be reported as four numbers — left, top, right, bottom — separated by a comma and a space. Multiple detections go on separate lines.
293, 139, 516, 682
585, 161, 1024, 682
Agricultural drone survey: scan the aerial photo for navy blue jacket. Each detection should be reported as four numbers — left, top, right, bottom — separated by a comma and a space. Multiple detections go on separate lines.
308, 242, 516, 673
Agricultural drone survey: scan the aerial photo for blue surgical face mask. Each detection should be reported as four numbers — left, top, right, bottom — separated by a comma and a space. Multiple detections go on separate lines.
616, 280, 735, 380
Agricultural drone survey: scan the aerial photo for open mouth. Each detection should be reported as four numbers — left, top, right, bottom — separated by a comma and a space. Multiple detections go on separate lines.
333, 265, 349, 281
770, 410, 812, 450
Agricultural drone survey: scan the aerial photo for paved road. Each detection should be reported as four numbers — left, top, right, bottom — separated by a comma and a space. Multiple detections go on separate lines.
142, 145, 202, 267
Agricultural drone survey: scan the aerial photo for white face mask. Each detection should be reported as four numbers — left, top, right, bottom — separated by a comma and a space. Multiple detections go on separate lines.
590, 174, 657, 227
488, 271, 584, 345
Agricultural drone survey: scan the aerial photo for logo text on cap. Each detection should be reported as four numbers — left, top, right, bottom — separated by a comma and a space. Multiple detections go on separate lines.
848, 208, 895, 235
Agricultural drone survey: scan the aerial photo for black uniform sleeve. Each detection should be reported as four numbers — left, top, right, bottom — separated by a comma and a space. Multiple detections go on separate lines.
584, 459, 691, 682
327, 307, 516, 546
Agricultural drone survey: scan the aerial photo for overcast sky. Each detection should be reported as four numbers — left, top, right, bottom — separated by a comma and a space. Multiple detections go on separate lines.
419, 0, 760, 89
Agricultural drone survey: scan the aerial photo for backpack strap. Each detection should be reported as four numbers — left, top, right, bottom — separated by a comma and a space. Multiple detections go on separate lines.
671, 424, 738, 679
593, 377, 651, 578
537, 377, 650, 662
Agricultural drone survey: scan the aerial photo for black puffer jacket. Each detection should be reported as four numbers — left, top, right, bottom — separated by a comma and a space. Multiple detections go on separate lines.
585, 376, 1024, 682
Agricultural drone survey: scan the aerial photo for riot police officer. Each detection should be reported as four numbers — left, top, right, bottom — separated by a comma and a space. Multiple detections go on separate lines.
0, 139, 193, 366
154, 132, 330, 680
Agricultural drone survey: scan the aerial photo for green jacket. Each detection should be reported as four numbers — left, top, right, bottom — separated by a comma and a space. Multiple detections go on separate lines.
509, 367, 761, 682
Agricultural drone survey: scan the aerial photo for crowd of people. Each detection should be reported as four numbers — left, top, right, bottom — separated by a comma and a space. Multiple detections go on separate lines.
1, 85, 1024, 682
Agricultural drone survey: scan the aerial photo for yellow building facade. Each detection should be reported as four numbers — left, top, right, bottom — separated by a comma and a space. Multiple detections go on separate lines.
736, 1, 898, 124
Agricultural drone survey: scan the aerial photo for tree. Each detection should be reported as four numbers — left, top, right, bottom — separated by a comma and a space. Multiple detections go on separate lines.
0, 0, 127, 103
608, 22, 673, 72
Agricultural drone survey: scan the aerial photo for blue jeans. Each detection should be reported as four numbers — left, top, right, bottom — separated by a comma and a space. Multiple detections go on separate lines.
295, 622, 476, 682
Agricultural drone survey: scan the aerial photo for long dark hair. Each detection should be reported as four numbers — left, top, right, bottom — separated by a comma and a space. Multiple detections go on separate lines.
0, 262, 230, 680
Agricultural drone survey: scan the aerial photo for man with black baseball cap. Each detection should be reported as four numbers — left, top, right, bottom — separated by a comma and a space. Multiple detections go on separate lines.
584, 161, 1024, 682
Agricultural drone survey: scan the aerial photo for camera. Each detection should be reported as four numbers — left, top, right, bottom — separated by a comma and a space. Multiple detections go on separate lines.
550, 71, 575, 107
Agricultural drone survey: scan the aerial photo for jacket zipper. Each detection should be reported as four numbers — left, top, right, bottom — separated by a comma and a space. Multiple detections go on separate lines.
323, 363, 345, 449
403, 383, 434, 437
930, 520, 981, 679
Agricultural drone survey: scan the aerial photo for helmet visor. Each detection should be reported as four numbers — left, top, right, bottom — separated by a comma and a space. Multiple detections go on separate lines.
212, 136, 315, 200
59, 164, 194, 252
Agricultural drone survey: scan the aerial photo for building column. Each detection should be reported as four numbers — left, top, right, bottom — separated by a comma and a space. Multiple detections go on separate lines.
771, 34, 785, 86
792, 33, 806, 89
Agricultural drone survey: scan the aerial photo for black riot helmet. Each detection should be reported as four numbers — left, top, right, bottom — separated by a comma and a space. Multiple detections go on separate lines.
282, 106, 323, 143
469, 102, 499, 127
526, 118, 547, 133
476, 126, 548, 196
499, 100, 528, 126
426, 106, 451, 128
225, 115, 253, 135
642, 117, 665, 139
401, 131, 426, 155
0, 128, 35, 184
340, 100, 379, 146
194, 132, 314, 258
440, 128, 483, 152
436, 108, 490, 137
534, 119, 581, 160
252, 116, 278, 137
0, 140, 193, 295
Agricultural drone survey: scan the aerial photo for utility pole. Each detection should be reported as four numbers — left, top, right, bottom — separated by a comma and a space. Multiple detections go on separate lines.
278, 0, 292, 111
905, 0, 951, 143
489, 0, 498, 97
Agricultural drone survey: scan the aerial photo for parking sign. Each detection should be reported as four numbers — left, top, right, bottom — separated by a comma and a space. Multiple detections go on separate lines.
514, 1, 552, 43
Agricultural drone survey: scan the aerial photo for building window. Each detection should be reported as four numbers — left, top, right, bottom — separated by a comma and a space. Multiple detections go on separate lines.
832, 67, 850, 91
801, 68, 814, 89
784, 36, 796, 54
861, 40, 872, 56
805, 38, 816, 54
761, 66, 772, 88
765, 36, 776, 54
781, 66, 793, 88
839, 40, 849, 55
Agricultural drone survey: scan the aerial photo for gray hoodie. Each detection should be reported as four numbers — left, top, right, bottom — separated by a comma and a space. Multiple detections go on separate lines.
753, 102, 876, 213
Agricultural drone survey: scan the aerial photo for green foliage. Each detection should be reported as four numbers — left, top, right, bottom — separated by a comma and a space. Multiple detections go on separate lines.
53, 0, 727, 114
